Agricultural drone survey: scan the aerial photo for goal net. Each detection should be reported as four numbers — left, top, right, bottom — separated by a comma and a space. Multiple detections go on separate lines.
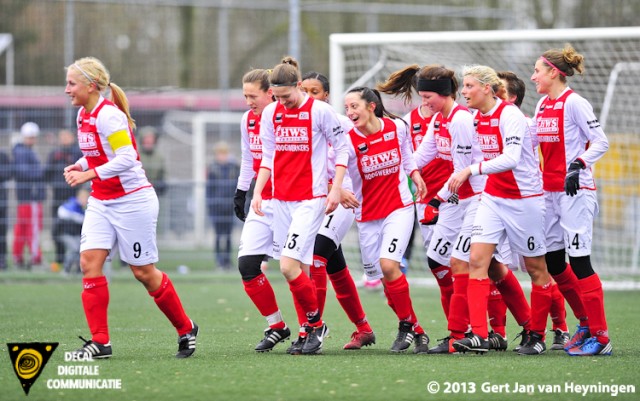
330, 27, 640, 276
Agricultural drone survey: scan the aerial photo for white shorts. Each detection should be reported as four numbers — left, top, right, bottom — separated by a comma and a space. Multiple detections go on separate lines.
415, 202, 434, 258
238, 199, 274, 258
471, 193, 547, 257
356, 205, 415, 280
317, 204, 355, 248
81, 188, 159, 266
426, 201, 464, 266
544, 190, 598, 257
272, 198, 326, 265
450, 195, 480, 263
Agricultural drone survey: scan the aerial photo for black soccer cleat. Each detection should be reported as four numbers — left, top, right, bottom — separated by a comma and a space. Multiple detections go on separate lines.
74, 336, 112, 359
452, 333, 490, 354
512, 329, 530, 352
390, 321, 415, 353
286, 335, 305, 355
488, 331, 508, 351
255, 326, 291, 352
551, 329, 570, 351
413, 333, 430, 354
176, 321, 199, 358
427, 336, 457, 354
517, 331, 546, 355
302, 323, 329, 355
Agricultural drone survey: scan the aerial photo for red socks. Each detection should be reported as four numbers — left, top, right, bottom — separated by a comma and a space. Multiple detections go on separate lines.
494, 269, 531, 329
288, 273, 321, 326
431, 265, 453, 318
149, 272, 192, 336
530, 281, 553, 337
487, 283, 507, 337
82, 276, 110, 344
384, 274, 417, 325
243, 274, 285, 330
552, 265, 588, 325
467, 277, 490, 339
311, 255, 328, 316
579, 274, 609, 342
448, 273, 469, 338
550, 283, 568, 331
329, 268, 372, 332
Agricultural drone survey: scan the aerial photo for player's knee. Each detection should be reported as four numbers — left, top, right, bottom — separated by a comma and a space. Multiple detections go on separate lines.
569, 255, 595, 279
238, 255, 265, 281
427, 257, 443, 271
545, 249, 566, 276
314, 234, 336, 261
326, 245, 347, 275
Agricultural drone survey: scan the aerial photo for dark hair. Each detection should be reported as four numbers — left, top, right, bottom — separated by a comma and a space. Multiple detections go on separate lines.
346, 86, 402, 120
378, 64, 457, 102
269, 56, 301, 87
242, 69, 270, 92
377, 64, 420, 105
497, 70, 526, 108
301, 71, 330, 93
541, 43, 585, 82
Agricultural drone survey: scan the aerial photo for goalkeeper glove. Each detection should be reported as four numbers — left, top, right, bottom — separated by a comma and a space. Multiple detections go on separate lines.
233, 189, 248, 221
564, 159, 585, 197
420, 196, 443, 225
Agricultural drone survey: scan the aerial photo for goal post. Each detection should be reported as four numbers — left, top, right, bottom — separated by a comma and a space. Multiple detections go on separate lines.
330, 26, 640, 274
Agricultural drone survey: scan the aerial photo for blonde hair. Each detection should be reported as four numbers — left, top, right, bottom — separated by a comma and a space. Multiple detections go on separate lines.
462, 65, 502, 95
67, 57, 136, 129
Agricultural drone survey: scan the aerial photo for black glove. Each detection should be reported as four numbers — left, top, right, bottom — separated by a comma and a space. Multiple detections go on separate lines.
564, 159, 585, 197
233, 189, 248, 221
420, 197, 442, 225
447, 193, 459, 205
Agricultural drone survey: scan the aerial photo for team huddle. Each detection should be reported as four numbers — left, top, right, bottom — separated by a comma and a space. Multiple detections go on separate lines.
63, 42, 610, 361
234, 44, 610, 358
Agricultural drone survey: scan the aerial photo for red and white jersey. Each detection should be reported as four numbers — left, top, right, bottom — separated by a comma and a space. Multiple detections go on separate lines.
403, 107, 452, 203
75, 96, 150, 200
260, 94, 348, 201
347, 117, 418, 222
470, 98, 543, 199
327, 113, 355, 192
238, 109, 273, 199
533, 87, 609, 192
413, 102, 485, 201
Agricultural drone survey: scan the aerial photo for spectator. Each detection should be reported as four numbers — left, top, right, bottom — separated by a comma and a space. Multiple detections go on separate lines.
138, 126, 166, 196
206, 141, 240, 270
45, 128, 83, 271
12, 122, 45, 269
0, 148, 12, 271
57, 187, 89, 274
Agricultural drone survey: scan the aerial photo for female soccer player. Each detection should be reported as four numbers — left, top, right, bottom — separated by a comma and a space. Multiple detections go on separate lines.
63, 57, 197, 359
251, 57, 348, 355
531, 44, 611, 356
449, 65, 551, 356
497, 70, 569, 351
296, 71, 375, 351
343, 86, 430, 354
235, 68, 292, 352
377, 65, 454, 319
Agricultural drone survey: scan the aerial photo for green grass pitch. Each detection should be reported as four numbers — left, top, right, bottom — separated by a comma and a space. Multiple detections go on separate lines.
1, 270, 638, 401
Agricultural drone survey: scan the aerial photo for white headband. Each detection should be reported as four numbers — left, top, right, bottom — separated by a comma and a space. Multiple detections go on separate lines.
73, 63, 95, 84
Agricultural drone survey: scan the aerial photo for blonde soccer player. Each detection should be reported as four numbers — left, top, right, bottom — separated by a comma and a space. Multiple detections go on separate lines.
64, 57, 197, 359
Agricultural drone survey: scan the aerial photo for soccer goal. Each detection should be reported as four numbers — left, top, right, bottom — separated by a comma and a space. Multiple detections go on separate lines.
330, 27, 640, 275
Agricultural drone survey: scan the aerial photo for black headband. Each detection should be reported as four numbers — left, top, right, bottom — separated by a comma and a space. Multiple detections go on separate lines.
417, 78, 453, 95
